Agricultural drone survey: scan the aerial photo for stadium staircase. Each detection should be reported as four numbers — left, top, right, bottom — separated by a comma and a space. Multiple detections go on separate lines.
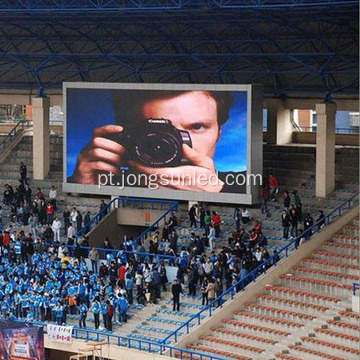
182, 216, 360, 360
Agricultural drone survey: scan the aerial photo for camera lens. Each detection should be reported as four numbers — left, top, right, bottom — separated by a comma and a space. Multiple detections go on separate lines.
135, 132, 181, 167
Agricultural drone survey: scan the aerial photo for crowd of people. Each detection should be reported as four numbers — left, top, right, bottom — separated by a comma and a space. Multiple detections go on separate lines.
0, 166, 319, 332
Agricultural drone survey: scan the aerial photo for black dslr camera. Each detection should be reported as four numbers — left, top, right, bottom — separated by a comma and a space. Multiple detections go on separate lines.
117, 118, 192, 167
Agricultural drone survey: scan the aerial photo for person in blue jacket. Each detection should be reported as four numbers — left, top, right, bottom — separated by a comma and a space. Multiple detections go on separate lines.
55, 301, 64, 325
78, 302, 88, 328
117, 294, 128, 323
92, 297, 101, 330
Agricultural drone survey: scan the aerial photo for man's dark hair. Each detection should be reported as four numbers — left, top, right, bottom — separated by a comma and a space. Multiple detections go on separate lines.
113, 90, 234, 128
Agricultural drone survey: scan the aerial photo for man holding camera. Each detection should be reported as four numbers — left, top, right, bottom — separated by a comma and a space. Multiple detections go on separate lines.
70, 90, 245, 193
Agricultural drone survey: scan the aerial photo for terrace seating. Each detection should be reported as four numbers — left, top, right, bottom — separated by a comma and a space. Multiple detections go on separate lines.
275, 354, 303, 360
181, 216, 359, 360
313, 328, 359, 346
288, 344, 350, 360
233, 311, 304, 329
211, 327, 278, 345
198, 335, 264, 355
186, 344, 252, 360
291, 266, 359, 283
256, 294, 329, 312
222, 318, 291, 338
299, 336, 359, 356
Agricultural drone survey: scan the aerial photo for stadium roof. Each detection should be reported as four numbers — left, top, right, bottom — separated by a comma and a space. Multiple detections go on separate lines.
0, 0, 358, 98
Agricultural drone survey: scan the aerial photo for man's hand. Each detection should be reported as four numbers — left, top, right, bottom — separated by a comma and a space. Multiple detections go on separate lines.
129, 144, 224, 192
70, 125, 125, 184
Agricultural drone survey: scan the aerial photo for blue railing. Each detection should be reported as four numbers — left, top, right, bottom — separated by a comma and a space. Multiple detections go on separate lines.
76, 196, 178, 240
353, 282, 359, 296
0, 119, 30, 151
161, 191, 359, 344
68, 244, 177, 264
18, 319, 228, 360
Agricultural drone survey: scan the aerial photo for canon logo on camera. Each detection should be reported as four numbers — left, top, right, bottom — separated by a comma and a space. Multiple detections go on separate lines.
148, 119, 167, 124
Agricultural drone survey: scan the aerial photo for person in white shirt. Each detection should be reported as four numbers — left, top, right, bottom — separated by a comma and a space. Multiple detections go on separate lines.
208, 225, 216, 250
52, 217, 62, 242
67, 225, 75, 239
70, 208, 77, 229
49, 186, 57, 209
255, 247, 262, 262
58, 243, 68, 259
241, 207, 251, 225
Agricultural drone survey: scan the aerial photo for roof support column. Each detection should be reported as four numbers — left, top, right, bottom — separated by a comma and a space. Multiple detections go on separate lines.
315, 102, 336, 198
266, 99, 292, 145
32, 97, 50, 180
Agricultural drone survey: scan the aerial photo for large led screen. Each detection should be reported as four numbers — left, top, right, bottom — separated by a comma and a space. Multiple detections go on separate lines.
63, 83, 263, 204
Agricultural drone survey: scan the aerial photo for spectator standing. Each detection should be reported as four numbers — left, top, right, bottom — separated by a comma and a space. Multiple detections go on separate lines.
208, 225, 216, 251
281, 210, 290, 239
171, 279, 182, 312
233, 207, 240, 230
106, 300, 114, 331
89, 247, 99, 273
76, 211, 83, 232
188, 204, 197, 228
99, 200, 108, 221
289, 206, 298, 238
51, 217, 61, 242
241, 208, 251, 225
49, 186, 57, 210
78, 302, 88, 328
70, 208, 77, 229
118, 294, 128, 323
160, 264, 168, 291
293, 190, 302, 221
92, 298, 101, 330
268, 174, 279, 201
199, 205, 206, 229
204, 211, 211, 236
283, 191, 291, 212
207, 279, 216, 304
201, 277, 209, 305
260, 185, 269, 216
19, 162, 28, 185
84, 211, 91, 234
304, 212, 314, 240
67, 224, 75, 240
63, 207, 70, 232
46, 202, 54, 225
212, 211, 221, 238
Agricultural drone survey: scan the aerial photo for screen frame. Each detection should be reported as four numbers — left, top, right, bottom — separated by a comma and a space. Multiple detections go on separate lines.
62, 82, 263, 205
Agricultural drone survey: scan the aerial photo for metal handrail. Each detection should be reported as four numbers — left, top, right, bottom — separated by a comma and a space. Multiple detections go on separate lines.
67, 244, 177, 263
353, 282, 359, 296
0, 119, 30, 151
161, 191, 359, 344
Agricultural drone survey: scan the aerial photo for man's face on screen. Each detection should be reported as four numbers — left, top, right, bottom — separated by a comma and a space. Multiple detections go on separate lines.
142, 91, 219, 159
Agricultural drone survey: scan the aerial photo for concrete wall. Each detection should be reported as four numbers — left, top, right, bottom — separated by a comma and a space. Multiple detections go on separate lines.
292, 132, 359, 146
176, 205, 359, 349
117, 208, 166, 227
88, 209, 120, 247
87, 207, 159, 247
44, 335, 173, 360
